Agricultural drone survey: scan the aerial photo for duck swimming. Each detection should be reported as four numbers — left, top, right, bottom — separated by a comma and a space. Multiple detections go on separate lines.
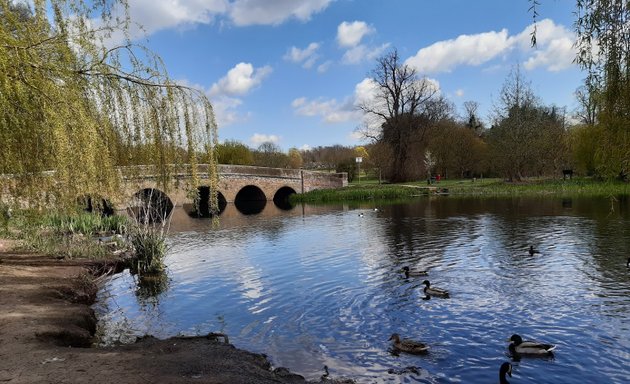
320, 365, 355, 383
422, 280, 449, 298
528, 246, 540, 256
508, 334, 555, 357
499, 362, 512, 384
627, 257, 629, 268
401, 266, 428, 278
388, 333, 429, 354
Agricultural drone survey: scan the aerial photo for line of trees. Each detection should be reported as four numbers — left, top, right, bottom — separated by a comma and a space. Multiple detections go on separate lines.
352, 39, 630, 183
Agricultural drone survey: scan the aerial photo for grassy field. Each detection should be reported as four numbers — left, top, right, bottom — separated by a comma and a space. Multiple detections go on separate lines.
291, 176, 630, 203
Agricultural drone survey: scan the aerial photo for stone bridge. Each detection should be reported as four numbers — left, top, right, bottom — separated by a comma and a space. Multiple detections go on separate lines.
115, 164, 347, 217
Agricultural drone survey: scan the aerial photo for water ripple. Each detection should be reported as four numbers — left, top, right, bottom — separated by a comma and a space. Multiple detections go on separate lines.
95, 197, 630, 383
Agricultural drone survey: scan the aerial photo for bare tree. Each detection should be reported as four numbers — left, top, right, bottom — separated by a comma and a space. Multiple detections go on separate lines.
574, 85, 599, 126
463, 100, 484, 135
358, 49, 439, 182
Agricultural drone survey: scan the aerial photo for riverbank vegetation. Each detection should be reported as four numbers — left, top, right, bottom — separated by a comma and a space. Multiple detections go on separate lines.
293, 177, 630, 203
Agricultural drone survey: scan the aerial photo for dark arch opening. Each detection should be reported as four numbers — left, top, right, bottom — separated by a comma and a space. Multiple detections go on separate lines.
187, 187, 227, 218
234, 185, 266, 215
273, 186, 297, 211
130, 188, 173, 223
77, 195, 115, 216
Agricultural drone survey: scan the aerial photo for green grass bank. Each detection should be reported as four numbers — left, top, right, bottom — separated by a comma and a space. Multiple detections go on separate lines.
291, 177, 630, 203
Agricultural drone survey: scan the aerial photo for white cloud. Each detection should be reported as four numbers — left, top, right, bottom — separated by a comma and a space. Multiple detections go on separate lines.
404, 19, 577, 74
335, 21, 388, 65
299, 144, 312, 151
102, 0, 333, 43
353, 77, 379, 106
229, 0, 333, 26
342, 43, 390, 65
292, 97, 360, 123
212, 96, 246, 126
176, 61, 272, 127
405, 29, 511, 74
250, 133, 281, 145
455, 89, 465, 97
209, 62, 272, 97
337, 21, 373, 47
291, 77, 381, 124
284, 42, 320, 69
317, 60, 333, 73
518, 19, 576, 72
103, 0, 227, 43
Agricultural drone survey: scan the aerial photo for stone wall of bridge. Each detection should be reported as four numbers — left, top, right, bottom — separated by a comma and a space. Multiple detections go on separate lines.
114, 164, 347, 209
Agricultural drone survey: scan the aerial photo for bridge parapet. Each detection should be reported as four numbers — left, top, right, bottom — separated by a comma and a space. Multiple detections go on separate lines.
2, 164, 347, 213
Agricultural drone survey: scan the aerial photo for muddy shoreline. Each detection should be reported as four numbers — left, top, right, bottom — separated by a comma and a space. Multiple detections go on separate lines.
0, 242, 347, 383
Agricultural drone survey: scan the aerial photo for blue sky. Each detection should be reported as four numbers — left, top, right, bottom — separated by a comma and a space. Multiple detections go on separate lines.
121, 0, 583, 151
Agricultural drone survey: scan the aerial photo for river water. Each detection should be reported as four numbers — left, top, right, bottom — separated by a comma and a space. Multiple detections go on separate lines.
95, 196, 630, 383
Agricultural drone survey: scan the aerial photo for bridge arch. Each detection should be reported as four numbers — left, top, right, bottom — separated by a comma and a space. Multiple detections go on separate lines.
186, 186, 227, 217
129, 188, 173, 223
273, 186, 296, 210
234, 185, 266, 215
77, 195, 115, 216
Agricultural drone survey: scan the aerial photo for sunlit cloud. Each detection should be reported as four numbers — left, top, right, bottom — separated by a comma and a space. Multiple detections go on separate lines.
229, 0, 333, 26
404, 19, 577, 74
337, 20, 373, 47
250, 133, 281, 145
209, 62, 272, 97
342, 43, 390, 65
284, 42, 321, 69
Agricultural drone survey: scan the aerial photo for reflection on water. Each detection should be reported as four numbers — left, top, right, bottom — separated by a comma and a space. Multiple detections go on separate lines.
95, 197, 630, 383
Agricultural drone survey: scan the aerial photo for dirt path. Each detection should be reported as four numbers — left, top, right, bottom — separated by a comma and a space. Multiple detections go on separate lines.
0, 241, 333, 384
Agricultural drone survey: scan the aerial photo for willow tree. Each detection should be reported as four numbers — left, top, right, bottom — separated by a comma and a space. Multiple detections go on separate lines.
572, 0, 630, 179
0, 0, 218, 211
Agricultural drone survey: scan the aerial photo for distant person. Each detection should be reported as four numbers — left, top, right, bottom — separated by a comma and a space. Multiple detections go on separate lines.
436, 174, 441, 182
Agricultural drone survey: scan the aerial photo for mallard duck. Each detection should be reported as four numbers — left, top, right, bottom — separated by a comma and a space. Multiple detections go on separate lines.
528, 246, 540, 256
388, 333, 429, 354
320, 365, 355, 383
508, 334, 555, 357
401, 266, 428, 278
422, 280, 449, 298
499, 362, 512, 384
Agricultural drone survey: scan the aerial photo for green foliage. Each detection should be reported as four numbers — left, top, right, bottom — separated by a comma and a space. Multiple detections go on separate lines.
574, 0, 630, 178
0, 0, 218, 211
216, 140, 254, 165
569, 124, 601, 176
287, 148, 303, 169
253, 141, 288, 168
2, 208, 130, 259
44, 212, 129, 235
335, 160, 357, 182
487, 67, 569, 181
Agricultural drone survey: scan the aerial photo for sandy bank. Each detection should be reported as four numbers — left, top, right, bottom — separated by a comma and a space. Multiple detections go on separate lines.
0, 242, 349, 383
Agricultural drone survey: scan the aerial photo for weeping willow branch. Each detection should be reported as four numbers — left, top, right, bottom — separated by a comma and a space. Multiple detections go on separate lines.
0, 0, 218, 211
